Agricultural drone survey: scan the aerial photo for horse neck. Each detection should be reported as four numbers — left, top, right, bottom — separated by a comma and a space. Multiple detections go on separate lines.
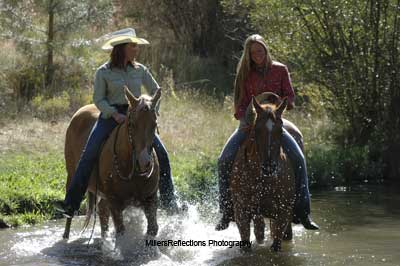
114, 122, 132, 159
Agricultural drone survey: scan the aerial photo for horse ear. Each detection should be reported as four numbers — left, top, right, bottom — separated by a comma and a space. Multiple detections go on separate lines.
276, 97, 288, 118
151, 88, 161, 110
253, 96, 263, 114
124, 86, 139, 108
245, 98, 256, 125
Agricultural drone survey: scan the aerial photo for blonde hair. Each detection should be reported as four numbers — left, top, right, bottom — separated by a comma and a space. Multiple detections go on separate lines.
233, 34, 273, 110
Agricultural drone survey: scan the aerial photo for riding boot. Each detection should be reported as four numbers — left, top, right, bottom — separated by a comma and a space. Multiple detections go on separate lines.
293, 196, 319, 230
54, 200, 75, 218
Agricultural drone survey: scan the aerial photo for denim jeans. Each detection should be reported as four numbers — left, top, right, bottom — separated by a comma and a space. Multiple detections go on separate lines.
65, 107, 175, 211
281, 129, 311, 219
217, 128, 247, 219
153, 136, 176, 205
217, 127, 311, 220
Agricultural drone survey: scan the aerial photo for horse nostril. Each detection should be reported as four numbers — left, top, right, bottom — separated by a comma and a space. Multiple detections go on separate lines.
261, 164, 274, 178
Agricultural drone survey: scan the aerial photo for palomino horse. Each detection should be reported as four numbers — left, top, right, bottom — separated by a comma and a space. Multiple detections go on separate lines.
230, 93, 297, 251
62, 88, 161, 240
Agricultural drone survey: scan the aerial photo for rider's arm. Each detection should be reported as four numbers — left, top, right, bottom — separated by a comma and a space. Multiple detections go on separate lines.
281, 65, 295, 110
93, 69, 117, 118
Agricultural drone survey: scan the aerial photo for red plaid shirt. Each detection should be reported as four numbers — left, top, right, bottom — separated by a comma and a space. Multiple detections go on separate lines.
234, 61, 295, 120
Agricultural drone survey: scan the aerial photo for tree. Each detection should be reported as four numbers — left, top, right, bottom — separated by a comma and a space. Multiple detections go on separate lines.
0, 0, 113, 95
237, 0, 400, 181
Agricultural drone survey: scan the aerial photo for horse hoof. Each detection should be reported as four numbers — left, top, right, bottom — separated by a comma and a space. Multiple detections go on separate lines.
240, 245, 252, 253
283, 231, 293, 241
146, 230, 158, 237
164, 200, 189, 215
146, 225, 159, 237
270, 240, 282, 252
256, 238, 264, 244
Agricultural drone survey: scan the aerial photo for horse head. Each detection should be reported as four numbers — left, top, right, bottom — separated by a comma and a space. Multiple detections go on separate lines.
124, 86, 161, 178
246, 94, 287, 178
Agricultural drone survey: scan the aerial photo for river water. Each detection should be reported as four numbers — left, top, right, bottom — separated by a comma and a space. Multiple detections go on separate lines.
1, 185, 400, 266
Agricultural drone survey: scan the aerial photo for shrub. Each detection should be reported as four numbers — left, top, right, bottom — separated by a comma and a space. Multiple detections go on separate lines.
31, 92, 71, 119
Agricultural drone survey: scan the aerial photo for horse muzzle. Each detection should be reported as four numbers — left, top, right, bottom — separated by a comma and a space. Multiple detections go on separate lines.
261, 162, 278, 178
137, 158, 154, 178
137, 149, 155, 178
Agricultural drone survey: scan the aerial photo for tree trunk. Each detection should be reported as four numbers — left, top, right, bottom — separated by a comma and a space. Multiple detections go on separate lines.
46, 5, 54, 90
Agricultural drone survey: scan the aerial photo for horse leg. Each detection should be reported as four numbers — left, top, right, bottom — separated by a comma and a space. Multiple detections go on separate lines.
98, 199, 110, 239
283, 223, 293, 241
270, 214, 291, 252
269, 219, 282, 252
63, 218, 72, 239
235, 208, 251, 251
143, 196, 158, 236
253, 215, 265, 244
110, 204, 125, 238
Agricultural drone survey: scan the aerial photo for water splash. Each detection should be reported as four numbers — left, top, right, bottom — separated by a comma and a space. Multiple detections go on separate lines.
1, 189, 400, 266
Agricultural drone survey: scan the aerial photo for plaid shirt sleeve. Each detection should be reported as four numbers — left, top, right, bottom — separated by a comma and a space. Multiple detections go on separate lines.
281, 65, 295, 106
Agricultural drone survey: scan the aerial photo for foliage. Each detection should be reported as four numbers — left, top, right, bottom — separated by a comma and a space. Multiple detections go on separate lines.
31, 91, 70, 119
0, 0, 113, 97
222, 0, 400, 180
0, 152, 66, 225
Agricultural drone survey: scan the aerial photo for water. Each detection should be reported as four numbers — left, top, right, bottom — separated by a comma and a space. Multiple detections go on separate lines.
1, 185, 400, 266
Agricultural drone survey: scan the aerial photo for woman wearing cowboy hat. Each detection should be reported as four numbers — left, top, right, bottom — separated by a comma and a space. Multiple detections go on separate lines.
55, 28, 179, 217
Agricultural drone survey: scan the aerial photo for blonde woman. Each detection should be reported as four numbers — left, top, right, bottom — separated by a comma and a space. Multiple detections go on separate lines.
216, 34, 319, 231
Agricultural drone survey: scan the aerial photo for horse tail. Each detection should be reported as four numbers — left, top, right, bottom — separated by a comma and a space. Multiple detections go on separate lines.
81, 191, 95, 234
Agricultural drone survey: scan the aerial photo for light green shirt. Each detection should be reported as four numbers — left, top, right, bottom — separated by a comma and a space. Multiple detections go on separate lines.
93, 61, 160, 118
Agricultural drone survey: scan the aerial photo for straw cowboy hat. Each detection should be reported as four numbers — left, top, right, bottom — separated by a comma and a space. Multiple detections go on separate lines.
101, 28, 149, 51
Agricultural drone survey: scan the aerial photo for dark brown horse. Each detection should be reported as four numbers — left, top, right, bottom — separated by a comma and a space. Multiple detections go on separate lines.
230, 93, 296, 251
62, 88, 161, 240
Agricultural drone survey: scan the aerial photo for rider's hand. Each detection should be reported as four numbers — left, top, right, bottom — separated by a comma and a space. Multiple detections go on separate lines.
112, 112, 126, 124
286, 102, 294, 110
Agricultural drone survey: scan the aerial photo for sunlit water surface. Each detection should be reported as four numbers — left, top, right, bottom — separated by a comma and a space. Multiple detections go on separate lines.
1, 185, 400, 266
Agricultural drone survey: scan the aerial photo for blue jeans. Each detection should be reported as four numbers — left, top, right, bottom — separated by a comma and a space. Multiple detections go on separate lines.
153, 136, 176, 206
65, 107, 175, 211
217, 127, 311, 221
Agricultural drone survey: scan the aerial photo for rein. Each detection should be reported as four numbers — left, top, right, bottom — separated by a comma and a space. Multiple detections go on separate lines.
243, 125, 281, 178
111, 123, 136, 181
111, 107, 155, 181
111, 108, 137, 180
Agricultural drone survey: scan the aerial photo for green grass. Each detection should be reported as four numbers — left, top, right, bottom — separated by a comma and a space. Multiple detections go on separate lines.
0, 152, 65, 226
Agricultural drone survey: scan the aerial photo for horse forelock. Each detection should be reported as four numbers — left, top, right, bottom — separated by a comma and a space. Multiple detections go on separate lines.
257, 103, 278, 120
127, 95, 153, 113
137, 97, 151, 111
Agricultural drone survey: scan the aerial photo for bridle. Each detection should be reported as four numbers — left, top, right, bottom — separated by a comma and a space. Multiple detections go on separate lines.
252, 118, 282, 179
111, 103, 157, 181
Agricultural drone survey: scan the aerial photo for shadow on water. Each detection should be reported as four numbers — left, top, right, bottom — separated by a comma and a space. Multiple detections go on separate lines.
209, 242, 308, 266
41, 237, 165, 266
1, 185, 400, 266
